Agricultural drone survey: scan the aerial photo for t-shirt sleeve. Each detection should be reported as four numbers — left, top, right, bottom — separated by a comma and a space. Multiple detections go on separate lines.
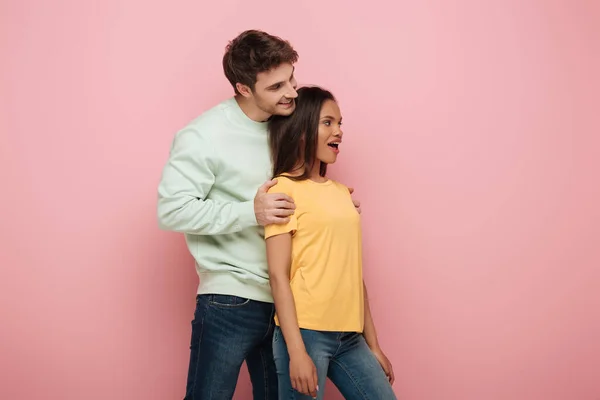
264, 177, 298, 239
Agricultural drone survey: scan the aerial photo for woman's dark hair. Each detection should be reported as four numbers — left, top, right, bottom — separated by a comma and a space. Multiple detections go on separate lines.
268, 86, 336, 180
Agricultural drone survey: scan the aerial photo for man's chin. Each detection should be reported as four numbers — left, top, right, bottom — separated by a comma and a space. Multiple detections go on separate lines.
273, 104, 296, 116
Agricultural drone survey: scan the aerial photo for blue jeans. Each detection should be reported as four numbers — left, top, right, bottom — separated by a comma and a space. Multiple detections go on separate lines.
272, 327, 397, 400
184, 294, 278, 399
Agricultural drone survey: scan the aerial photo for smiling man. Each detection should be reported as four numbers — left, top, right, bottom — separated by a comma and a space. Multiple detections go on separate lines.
157, 30, 300, 399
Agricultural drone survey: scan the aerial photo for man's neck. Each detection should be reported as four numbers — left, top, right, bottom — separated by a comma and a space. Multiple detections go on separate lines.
235, 95, 271, 122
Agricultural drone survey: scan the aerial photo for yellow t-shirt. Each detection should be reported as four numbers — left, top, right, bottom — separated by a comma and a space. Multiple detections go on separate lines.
264, 175, 364, 333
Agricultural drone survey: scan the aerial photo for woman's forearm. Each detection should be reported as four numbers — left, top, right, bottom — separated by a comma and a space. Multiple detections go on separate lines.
362, 281, 381, 350
270, 276, 307, 358
266, 233, 307, 359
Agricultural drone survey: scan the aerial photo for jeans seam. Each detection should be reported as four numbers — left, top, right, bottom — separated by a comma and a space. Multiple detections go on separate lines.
261, 307, 274, 399
330, 358, 370, 400
260, 306, 275, 343
259, 346, 269, 399
190, 299, 210, 397
333, 332, 343, 357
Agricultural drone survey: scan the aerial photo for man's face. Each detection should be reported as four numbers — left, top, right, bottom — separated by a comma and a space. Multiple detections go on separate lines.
249, 63, 298, 117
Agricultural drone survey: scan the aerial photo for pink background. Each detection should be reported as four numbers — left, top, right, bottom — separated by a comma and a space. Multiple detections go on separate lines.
1, 0, 599, 399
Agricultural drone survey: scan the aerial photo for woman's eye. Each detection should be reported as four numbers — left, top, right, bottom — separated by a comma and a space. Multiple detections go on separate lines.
324, 121, 331, 126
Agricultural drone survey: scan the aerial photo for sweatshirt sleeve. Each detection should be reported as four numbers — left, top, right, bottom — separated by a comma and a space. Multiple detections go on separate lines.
157, 126, 257, 235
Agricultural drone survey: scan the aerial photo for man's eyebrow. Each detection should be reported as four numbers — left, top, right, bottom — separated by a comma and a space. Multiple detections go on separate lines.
266, 81, 284, 89
266, 67, 295, 89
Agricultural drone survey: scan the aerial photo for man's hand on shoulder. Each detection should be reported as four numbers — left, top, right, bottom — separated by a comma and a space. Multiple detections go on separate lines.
348, 187, 361, 214
254, 179, 296, 226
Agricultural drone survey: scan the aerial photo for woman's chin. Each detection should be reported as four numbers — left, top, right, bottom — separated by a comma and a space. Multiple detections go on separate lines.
318, 155, 338, 165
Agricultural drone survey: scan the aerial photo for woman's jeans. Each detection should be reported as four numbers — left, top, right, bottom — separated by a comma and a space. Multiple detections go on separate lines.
272, 327, 397, 399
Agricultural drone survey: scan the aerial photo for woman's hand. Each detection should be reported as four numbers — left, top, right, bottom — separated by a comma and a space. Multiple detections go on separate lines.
371, 346, 395, 385
289, 351, 318, 397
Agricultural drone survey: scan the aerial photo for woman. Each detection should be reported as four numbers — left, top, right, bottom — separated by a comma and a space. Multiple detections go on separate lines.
265, 86, 397, 400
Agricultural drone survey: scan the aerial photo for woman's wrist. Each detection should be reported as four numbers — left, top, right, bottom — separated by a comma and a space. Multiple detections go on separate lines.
365, 336, 380, 351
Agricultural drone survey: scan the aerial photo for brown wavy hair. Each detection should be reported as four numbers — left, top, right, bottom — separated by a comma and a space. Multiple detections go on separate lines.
222, 30, 298, 95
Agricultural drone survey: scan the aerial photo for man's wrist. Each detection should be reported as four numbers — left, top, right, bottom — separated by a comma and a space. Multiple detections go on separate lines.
234, 200, 258, 229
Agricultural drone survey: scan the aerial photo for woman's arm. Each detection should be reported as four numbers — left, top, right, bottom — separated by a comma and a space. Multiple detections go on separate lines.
362, 281, 381, 350
362, 281, 395, 384
266, 233, 305, 355
266, 233, 318, 397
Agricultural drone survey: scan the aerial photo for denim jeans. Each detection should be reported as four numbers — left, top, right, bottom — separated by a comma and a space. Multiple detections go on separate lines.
272, 327, 397, 400
184, 294, 278, 400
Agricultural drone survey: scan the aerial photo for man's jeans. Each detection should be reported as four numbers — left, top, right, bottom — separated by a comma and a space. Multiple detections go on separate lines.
272, 327, 397, 400
184, 294, 278, 400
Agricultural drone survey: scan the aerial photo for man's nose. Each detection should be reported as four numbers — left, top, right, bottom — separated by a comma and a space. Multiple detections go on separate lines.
286, 84, 298, 99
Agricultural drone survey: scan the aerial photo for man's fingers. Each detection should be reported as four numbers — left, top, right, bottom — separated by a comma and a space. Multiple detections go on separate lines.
269, 216, 291, 225
354, 199, 362, 215
348, 186, 354, 194
257, 178, 278, 194
271, 193, 295, 204
274, 200, 296, 210
272, 207, 295, 218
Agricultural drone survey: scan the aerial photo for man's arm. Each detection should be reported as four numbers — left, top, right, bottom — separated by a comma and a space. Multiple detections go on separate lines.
157, 127, 256, 235
157, 127, 295, 235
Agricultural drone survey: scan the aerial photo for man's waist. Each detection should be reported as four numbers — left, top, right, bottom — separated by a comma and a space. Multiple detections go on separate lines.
197, 270, 273, 303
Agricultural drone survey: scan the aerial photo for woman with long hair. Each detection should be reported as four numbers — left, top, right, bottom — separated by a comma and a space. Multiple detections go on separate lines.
264, 86, 397, 399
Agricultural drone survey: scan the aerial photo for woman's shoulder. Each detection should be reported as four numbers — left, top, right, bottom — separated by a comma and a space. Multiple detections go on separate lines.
273, 174, 299, 185
268, 174, 301, 194
330, 179, 350, 192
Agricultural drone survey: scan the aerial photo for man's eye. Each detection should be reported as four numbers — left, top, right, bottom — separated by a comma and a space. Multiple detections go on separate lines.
270, 84, 281, 90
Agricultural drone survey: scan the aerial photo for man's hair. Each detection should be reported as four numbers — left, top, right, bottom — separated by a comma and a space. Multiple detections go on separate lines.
223, 30, 298, 95
268, 86, 336, 180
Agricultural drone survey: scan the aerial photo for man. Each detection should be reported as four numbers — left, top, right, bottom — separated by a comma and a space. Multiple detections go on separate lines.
157, 30, 360, 399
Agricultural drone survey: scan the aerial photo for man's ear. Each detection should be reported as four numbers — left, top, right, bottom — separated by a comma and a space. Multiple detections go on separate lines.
236, 83, 253, 98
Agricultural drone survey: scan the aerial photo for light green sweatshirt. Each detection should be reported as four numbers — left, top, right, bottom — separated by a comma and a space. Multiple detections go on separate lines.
157, 97, 274, 302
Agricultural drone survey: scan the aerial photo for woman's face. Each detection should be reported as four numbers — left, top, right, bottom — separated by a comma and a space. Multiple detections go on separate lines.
315, 99, 343, 165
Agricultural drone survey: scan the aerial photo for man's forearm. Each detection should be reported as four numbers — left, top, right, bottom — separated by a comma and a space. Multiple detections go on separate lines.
157, 196, 257, 235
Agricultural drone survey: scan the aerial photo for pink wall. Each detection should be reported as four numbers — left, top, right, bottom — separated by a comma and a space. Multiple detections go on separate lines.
1, 0, 599, 399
